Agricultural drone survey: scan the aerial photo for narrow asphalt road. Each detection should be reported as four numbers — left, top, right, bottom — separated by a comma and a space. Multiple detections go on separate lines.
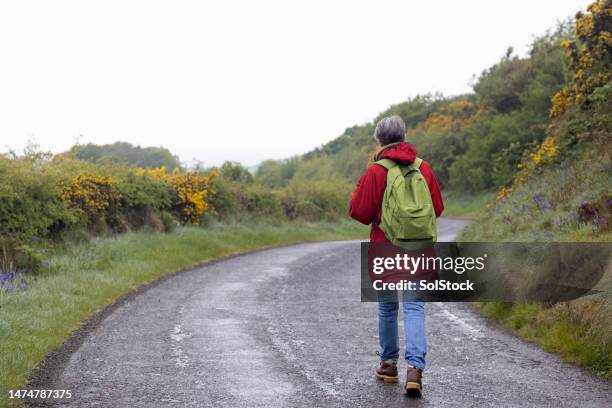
33, 219, 611, 407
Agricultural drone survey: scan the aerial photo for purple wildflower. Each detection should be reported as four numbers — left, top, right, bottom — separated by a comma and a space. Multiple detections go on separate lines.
1, 271, 30, 293
42, 259, 50, 269
0, 271, 16, 283
554, 219, 563, 227
534, 192, 551, 211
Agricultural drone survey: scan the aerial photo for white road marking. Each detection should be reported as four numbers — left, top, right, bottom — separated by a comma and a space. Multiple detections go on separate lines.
434, 302, 484, 339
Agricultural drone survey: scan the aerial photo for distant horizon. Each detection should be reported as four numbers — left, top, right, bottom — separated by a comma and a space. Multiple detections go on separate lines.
0, 0, 586, 167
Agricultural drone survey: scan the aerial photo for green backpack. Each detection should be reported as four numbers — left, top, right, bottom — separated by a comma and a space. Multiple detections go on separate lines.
375, 157, 437, 244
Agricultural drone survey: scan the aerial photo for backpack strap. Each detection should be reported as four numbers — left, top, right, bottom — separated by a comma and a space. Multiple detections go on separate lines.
412, 157, 423, 170
374, 158, 397, 170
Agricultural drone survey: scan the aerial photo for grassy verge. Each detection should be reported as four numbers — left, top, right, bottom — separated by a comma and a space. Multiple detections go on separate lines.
459, 134, 612, 378
0, 220, 368, 397
441, 190, 495, 218
475, 300, 611, 378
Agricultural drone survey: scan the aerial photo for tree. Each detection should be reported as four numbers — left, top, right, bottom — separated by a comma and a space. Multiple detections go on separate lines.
73, 142, 181, 169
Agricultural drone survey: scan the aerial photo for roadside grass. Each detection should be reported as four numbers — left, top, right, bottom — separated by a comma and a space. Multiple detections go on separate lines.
0, 220, 368, 398
442, 190, 495, 218
476, 299, 611, 378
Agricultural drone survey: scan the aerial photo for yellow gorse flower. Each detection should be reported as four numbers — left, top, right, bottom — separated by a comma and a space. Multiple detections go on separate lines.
422, 113, 451, 131
59, 173, 119, 221
136, 166, 217, 224
64, 166, 217, 225
492, 136, 559, 210
550, 0, 611, 118
531, 136, 558, 167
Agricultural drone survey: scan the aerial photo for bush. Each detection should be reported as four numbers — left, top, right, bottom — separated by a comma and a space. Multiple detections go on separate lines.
113, 169, 174, 212
0, 155, 76, 242
281, 178, 352, 221
136, 167, 217, 224
240, 185, 284, 218
206, 176, 243, 220
59, 173, 123, 231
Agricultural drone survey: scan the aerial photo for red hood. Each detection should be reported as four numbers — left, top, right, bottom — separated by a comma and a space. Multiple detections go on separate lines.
375, 142, 417, 165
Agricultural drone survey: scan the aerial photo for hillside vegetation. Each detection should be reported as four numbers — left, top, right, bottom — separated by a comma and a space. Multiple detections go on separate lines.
459, 1, 611, 377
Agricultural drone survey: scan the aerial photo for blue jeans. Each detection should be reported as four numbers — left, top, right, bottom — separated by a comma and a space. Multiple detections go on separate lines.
378, 300, 426, 370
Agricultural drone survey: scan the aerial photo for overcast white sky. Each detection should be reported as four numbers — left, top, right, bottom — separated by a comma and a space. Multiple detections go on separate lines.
0, 0, 586, 166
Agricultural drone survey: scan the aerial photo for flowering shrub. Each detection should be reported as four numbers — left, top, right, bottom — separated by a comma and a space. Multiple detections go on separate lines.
170, 171, 213, 224
493, 187, 513, 206
531, 136, 558, 167
60, 173, 122, 227
491, 0, 610, 207
422, 113, 451, 131
136, 166, 217, 224
493, 136, 560, 211
550, 0, 612, 118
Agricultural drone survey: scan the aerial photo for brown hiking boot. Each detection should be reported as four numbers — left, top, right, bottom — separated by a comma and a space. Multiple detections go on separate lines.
404, 365, 423, 397
375, 360, 398, 383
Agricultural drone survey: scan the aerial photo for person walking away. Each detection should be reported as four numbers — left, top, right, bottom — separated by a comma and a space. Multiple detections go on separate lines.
349, 115, 444, 397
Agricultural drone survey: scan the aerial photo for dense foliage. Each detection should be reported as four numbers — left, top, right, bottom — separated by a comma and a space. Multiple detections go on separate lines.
0, 153, 216, 272
208, 161, 351, 222
475, 0, 612, 239
460, 0, 611, 377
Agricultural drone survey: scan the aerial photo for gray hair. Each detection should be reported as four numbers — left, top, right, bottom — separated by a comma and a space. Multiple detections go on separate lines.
373, 115, 406, 146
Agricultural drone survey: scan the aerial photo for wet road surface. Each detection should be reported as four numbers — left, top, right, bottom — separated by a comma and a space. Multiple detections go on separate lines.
31, 219, 612, 407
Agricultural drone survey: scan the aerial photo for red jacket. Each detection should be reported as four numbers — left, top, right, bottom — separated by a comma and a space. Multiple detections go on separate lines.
349, 142, 444, 242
